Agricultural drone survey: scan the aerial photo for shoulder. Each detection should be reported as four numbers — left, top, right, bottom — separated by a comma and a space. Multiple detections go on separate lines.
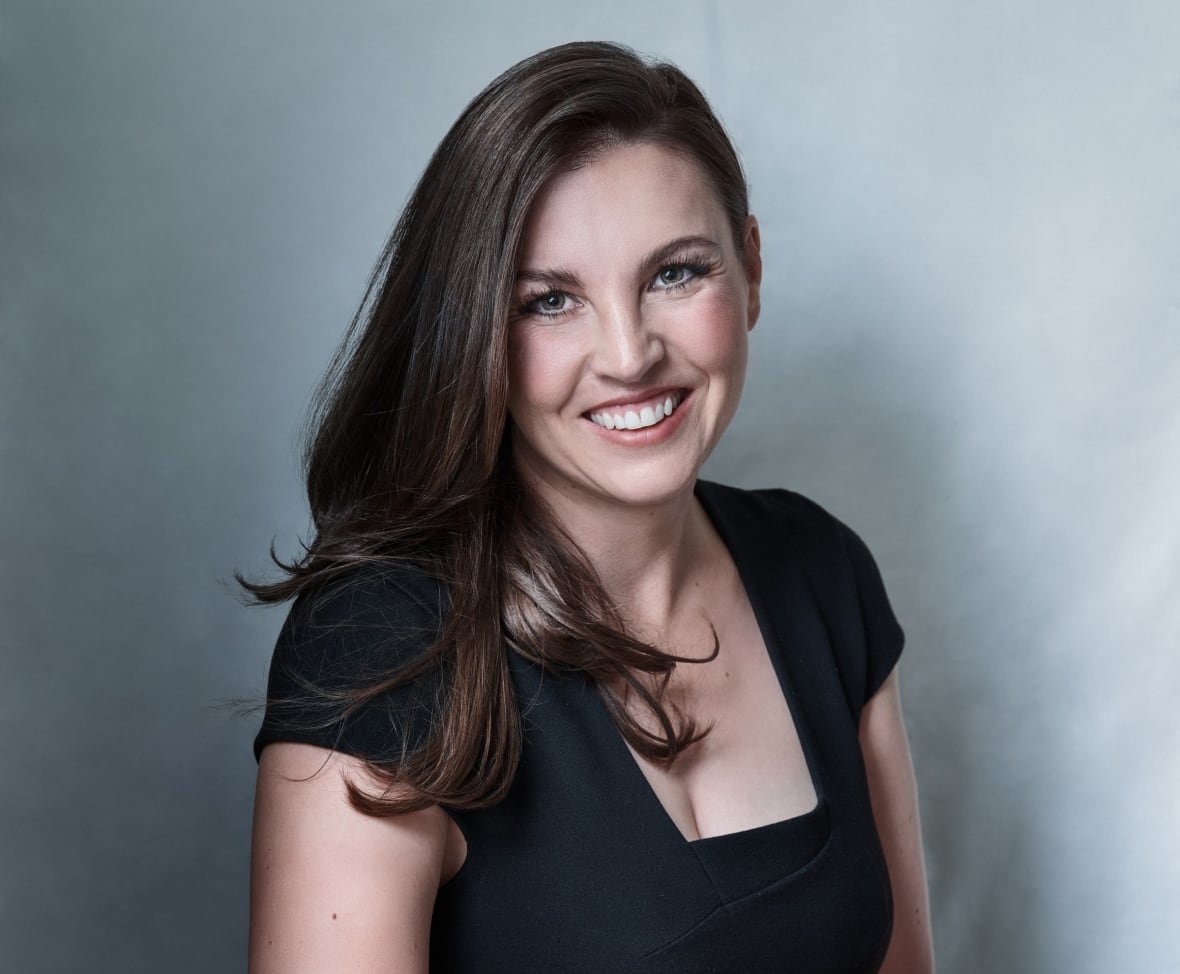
698, 480, 904, 716
254, 562, 449, 762
697, 479, 875, 575
275, 562, 446, 664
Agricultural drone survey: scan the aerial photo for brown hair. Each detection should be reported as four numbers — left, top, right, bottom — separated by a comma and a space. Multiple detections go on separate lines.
242, 41, 750, 814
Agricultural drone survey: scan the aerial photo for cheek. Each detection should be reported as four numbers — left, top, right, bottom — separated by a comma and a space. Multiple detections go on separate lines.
689, 290, 751, 378
507, 328, 584, 417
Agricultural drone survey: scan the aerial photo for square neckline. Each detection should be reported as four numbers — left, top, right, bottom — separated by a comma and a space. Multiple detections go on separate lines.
590, 480, 828, 848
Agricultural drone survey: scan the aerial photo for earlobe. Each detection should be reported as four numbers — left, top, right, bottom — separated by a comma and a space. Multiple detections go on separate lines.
744, 214, 763, 331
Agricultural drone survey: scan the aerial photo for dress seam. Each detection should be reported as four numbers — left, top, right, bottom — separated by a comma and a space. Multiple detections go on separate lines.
639, 822, 837, 960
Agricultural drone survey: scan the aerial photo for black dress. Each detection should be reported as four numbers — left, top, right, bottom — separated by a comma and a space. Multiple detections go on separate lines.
255, 482, 905, 973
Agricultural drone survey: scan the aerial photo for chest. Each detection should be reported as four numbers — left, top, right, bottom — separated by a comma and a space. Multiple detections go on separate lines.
620, 598, 819, 843
432, 591, 893, 973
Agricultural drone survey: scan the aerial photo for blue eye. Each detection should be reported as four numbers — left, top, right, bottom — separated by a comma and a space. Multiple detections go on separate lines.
652, 257, 712, 291
520, 289, 575, 319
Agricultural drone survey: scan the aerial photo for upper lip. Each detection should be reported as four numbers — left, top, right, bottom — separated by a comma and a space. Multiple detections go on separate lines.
584, 386, 686, 414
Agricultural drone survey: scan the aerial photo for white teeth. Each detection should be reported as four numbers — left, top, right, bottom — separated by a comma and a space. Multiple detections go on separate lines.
590, 392, 683, 431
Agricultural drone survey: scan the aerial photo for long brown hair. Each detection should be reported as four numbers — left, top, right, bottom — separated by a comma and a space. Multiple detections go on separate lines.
242, 41, 751, 814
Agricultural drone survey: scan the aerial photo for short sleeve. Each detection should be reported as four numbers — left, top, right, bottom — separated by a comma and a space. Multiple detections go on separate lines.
253, 566, 448, 763
833, 519, 905, 708
737, 485, 905, 723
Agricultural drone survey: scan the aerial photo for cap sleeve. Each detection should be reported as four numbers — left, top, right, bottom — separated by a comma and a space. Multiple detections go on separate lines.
833, 519, 905, 709
696, 482, 906, 725
253, 566, 447, 763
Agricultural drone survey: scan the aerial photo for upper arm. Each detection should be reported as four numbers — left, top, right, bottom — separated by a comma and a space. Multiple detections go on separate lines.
860, 670, 935, 974
249, 742, 448, 974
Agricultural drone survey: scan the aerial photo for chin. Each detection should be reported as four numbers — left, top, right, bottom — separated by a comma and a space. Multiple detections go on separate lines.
579, 464, 703, 510
511, 429, 714, 514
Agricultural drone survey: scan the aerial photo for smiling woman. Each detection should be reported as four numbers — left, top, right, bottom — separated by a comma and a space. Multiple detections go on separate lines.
243, 41, 933, 973
508, 143, 759, 514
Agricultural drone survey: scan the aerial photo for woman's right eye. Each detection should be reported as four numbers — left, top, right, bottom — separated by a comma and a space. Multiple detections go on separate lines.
520, 290, 575, 318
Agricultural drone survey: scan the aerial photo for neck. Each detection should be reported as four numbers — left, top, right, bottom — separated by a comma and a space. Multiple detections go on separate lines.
525, 476, 719, 639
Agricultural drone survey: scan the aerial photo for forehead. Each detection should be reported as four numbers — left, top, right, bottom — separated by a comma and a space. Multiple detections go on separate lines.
518, 142, 730, 267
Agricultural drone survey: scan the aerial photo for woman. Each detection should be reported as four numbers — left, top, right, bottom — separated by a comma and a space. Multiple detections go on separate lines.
247, 41, 933, 973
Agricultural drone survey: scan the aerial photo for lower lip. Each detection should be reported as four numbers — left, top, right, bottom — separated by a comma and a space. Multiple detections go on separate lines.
584, 392, 693, 446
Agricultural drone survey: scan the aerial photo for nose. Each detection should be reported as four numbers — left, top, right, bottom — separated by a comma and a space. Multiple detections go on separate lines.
593, 299, 664, 382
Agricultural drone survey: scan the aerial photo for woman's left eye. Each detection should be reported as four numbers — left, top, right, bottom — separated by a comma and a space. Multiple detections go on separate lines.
652, 260, 709, 290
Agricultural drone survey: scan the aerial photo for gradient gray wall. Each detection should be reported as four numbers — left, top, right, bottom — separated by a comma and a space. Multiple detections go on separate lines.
2, 2, 1177, 971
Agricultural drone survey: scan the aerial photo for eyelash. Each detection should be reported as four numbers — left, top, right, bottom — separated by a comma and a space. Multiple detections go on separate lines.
517, 253, 715, 320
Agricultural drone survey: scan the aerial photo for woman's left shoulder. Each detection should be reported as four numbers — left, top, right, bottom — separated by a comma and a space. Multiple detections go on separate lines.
697, 479, 884, 574
698, 479, 905, 713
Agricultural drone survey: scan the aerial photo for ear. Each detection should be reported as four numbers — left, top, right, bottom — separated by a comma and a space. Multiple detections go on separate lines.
742, 214, 762, 331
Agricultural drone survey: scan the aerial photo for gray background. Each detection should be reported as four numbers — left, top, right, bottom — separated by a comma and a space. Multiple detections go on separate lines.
2, 1, 1177, 971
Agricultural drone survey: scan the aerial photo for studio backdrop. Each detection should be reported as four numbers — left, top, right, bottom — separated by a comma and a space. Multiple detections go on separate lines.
2, 1, 1177, 971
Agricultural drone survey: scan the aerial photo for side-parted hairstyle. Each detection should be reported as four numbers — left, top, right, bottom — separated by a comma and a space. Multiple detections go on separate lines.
242, 41, 750, 814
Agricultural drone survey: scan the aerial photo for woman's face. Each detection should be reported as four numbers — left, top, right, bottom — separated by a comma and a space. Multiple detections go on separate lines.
507, 141, 761, 515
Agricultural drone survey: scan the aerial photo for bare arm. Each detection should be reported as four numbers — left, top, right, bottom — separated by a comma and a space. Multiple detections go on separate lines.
860, 669, 935, 974
249, 742, 451, 974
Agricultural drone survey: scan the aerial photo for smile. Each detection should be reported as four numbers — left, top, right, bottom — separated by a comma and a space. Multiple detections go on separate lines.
588, 391, 684, 431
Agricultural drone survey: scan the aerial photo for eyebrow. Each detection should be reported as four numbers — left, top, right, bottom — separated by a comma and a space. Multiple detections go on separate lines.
515, 234, 723, 290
